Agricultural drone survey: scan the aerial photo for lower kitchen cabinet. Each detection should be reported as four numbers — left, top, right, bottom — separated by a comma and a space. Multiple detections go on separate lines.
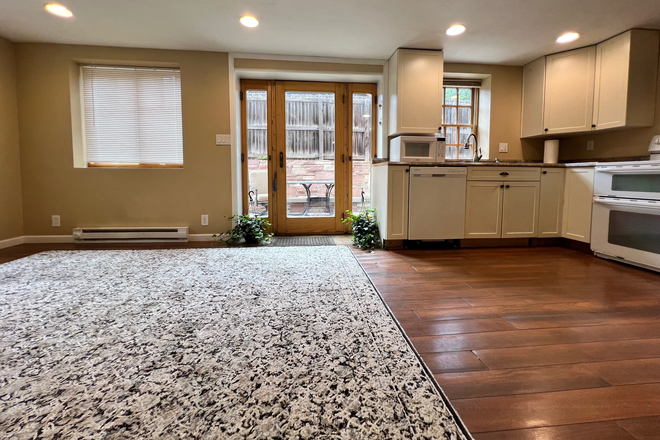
502, 181, 541, 237
538, 168, 566, 237
371, 164, 409, 240
562, 167, 595, 243
466, 180, 540, 239
465, 181, 504, 238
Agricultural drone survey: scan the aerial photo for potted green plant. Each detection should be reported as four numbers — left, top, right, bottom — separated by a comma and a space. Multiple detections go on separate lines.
342, 209, 381, 251
216, 214, 273, 245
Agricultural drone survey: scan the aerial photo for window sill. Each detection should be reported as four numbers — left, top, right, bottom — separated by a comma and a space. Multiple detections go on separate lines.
86, 163, 183, 169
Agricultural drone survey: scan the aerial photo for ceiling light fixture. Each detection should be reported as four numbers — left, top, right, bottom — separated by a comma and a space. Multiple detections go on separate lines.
557, 32, 579, 43
44, 3, 73, 18
446, 24, 466, 36
240, 15, 259, 27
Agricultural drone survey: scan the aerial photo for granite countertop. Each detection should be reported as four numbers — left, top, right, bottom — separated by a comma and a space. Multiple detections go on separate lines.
372, 156, 648, 167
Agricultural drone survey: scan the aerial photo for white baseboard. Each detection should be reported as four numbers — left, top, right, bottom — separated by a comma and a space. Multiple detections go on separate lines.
189, 234, 218, 242
23, 235, 76, 244
1, 234, 217, 248
0, 236, 24, 250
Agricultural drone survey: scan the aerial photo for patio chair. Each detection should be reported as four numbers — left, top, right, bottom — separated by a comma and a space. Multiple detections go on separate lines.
248, 169, 269, 214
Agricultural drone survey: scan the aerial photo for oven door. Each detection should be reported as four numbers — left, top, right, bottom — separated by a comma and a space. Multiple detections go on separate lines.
594, 163, 660, 198
592, 196, 660, 270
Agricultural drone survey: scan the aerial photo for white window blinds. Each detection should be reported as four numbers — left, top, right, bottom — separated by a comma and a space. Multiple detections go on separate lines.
82, 65, 183, 167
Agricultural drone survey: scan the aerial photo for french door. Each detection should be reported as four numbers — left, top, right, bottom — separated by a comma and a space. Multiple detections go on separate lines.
241, 80, 376, 235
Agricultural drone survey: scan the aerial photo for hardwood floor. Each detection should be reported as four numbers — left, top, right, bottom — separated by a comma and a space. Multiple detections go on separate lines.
354, 246, 660, 440
2, 243, 660, 438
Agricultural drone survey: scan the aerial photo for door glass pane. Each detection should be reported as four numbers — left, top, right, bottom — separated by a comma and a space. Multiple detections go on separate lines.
285, 91, 335, 218
246, 90, 269, 217
352, 93, 372, 212
612, 174, 660, 194
609, 210, 660, 253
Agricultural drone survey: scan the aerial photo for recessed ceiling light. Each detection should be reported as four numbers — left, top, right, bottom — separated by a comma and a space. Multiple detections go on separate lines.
557, 32, 580, 43
44, 3, 73, 18
446, 24, 466, 36
240, 15, 259, 28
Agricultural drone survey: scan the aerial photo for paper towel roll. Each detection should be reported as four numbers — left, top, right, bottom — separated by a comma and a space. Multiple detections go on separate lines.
544, 140, 559, 164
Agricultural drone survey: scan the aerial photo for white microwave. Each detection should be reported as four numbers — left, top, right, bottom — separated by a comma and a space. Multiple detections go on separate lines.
390, 135, 446, 163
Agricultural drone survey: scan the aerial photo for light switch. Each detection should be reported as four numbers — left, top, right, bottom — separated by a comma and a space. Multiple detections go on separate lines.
587, 140, 594, 151
52, 215, 61, 227
499, 143, 508, 153
215, 134, 231, 146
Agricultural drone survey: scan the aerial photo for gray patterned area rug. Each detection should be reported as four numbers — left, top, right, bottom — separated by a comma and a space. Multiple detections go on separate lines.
0, 247, 471, 439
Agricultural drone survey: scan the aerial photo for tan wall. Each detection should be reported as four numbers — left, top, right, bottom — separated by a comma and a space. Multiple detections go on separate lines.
558, 53, 660, 161
0, 37, 24, 241
234, 58, 383, 74
444, 63, 543, 161
15, 43, 231, 236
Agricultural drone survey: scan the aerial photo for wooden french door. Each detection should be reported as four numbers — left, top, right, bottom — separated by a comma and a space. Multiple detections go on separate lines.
241, 80, 376, 235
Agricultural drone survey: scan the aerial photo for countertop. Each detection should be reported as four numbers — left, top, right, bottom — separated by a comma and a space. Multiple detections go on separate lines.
371, 156, 649, 167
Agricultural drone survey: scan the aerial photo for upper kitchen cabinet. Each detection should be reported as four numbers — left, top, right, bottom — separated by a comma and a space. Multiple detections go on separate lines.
544, 46, 596, 135
520, 29, 659, 138
388, 49, 444, 135
593, 29, 659, 131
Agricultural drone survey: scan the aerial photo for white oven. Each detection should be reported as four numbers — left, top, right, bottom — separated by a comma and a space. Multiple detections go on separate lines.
389, 135, 446, 163
592, 160, 660, 272
594, 161, 660, 199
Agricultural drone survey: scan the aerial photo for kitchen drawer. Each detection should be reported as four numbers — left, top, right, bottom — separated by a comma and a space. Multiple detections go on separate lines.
467, 167, 541, 181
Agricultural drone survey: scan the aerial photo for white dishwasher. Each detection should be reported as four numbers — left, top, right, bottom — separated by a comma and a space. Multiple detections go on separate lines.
408, 167, 467, 240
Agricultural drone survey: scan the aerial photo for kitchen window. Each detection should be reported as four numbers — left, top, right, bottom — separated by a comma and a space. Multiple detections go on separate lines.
81, 65, 183, 168
441, 80, 479, 160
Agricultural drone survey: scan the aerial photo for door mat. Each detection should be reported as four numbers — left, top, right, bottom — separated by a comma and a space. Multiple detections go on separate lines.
270, 236, 336, 247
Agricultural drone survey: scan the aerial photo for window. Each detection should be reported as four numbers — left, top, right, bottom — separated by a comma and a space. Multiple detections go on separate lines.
441, 81, 479, 160
81, 65, 183, 168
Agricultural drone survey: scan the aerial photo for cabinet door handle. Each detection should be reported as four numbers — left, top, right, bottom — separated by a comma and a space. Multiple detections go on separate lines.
542, 171, 548, 174
500, 184, 504, 188
592, 124, 596, 128
279, 152, 283, 168
499, 172, 509, 176
505, 185, 510, 188
544, 128, 549, 132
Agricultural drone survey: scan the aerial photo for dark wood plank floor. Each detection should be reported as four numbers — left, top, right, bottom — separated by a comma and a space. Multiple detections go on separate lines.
354, 246, 660, 440
3, 243, 660, 438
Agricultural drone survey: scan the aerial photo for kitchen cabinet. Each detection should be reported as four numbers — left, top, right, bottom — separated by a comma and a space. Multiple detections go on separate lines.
502, 182, 541, 238
465, 181, 503, 238
593, 29, 659, 131
388, 48, 444, 135
371, 164, 409, 240
562, 167, 595, 243
465, 169, 540, 239
544, 46, 596, 135
521, 29, 659, 138
521, 57, 546, 138
538, 168, 566, 237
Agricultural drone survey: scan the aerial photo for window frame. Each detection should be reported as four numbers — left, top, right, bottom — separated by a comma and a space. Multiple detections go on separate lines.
80, 64, 184, 169
441, 85, 479, 160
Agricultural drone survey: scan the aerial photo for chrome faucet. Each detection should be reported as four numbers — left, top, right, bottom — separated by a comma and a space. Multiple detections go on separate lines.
465, 133, 482, 162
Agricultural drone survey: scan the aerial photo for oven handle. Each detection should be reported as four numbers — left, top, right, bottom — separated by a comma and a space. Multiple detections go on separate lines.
594, 196, 660, 209
596, 168, 660, 174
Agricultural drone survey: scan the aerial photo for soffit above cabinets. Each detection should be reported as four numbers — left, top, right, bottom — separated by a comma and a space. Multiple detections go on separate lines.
1, 0, 660, 64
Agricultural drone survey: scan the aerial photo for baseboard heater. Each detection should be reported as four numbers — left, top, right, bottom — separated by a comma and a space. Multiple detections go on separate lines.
72, 227, 189, 243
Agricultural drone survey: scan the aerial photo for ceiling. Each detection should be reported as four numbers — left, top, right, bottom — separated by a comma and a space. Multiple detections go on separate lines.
2, 0, 660, 65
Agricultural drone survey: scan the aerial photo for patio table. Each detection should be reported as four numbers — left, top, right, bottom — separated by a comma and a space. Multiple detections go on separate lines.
287, 180, 335, 216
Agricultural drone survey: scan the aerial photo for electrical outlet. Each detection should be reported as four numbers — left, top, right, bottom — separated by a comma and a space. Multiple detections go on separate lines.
499, 143, 508, 153
587, 140, 594, 151
201, 215, 209, 226
51, 215, 61, 227
215, 134, 231, 146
